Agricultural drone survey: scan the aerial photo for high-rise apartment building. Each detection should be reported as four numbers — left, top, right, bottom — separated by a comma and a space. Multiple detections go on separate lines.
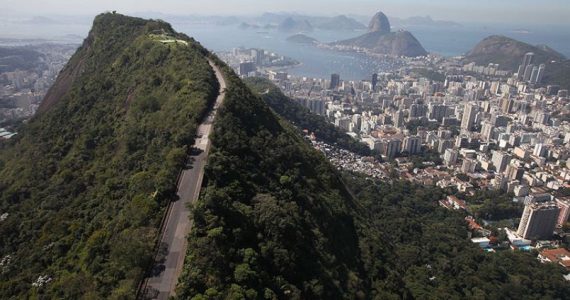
556, 198, 570, 227
403, 136, 422, 155
330, 73, 340, 89
536, 64, 546, 84
372, 73, 378, 90
384, 139, 402, 159
492, 150, 512, 173
444, 148, 458, 166
517, 202, 559, 240
517, 52, 534, 80
393, 110, 404, 128
522, 52, 534, 67
523, 64, 534, 81
239, 62, 256, 76
462, 157, 478, 174
461, 102, 478, 131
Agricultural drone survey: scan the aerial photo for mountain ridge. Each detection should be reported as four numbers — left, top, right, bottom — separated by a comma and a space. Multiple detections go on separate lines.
0, 12, 219, 298
1, 12, 569, 300
277, 17, 313, 33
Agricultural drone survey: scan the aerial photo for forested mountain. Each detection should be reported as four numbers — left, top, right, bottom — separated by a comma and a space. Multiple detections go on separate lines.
463, 35, 565, 71
463, 35, 570, 89
176, 60, 369, 298
1, 12, 569, 300
0, 13, 218, 298
177, 62, 570, 297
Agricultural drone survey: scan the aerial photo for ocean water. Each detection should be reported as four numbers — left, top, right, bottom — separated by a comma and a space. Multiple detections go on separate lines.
175, 24, 390, 80
405, 23, 570, 58
174, 22, 570, 80
1, 18, 569, 81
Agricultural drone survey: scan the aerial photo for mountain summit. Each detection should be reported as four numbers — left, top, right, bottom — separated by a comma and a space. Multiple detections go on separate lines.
0, 12, 220, 298
331, 11, 427, 57
368, 11, 391, 33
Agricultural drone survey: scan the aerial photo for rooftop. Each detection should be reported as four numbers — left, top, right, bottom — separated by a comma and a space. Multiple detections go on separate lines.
539, 248, 570, 269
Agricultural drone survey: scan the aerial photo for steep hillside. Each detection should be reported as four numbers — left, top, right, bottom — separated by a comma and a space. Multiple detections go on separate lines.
543, 59, 570, 90
1, 12, 568, 300
0, 13, 218, 298
368, 11, 391, 34
244, 77, 371, 156
463, 35, 566, 70
177, 61, 370, 298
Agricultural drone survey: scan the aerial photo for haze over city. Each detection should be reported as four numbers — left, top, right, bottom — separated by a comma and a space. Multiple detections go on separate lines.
1, 0, 570, 25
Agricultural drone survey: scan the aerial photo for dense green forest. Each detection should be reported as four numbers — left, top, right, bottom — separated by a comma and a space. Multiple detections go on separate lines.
178, 65, 570, 298
0, 13, 218, 298
244, 77, 371, 156
461, 190, 523, 221
345, 175, 570, 299
177, 61, 368, 298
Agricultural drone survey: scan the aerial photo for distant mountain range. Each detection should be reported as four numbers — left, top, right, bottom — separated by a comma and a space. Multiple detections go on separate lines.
313, 15, 366, 31
277, 17, 313, 33
234, 13, 366, 32
254, 12, 460, 29
390, 15, 462, 28
330, 12, 428, 57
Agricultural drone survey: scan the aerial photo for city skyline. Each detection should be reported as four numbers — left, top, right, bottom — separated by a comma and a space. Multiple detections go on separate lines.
1, 0, 570, 25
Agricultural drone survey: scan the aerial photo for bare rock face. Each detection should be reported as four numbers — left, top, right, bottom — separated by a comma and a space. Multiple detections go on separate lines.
330, 11, 427, 57
368, 11, 391, 33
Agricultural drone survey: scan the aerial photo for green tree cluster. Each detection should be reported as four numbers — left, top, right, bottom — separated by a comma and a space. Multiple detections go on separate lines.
177, 63, 367, 299
0, 13, 218, 298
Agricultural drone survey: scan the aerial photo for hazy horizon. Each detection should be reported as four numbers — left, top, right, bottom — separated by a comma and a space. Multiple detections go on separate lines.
1, 0, 570, 25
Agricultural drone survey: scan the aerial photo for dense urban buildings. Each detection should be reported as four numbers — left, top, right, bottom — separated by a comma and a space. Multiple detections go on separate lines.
0, 43, 75, 125
221, 44, 570, 252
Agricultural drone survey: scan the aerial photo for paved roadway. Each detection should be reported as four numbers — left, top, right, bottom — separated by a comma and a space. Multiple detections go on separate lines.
141, 59, 226, 300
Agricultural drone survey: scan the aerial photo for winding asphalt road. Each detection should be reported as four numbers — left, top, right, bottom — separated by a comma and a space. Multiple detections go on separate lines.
141, 59, 226, 300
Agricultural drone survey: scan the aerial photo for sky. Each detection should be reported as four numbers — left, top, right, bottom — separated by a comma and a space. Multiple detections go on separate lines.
1, 0, 570, 25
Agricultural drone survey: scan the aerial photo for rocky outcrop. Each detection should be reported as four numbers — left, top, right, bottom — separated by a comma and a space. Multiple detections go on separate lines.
331, 11, 427, 57
368, 11, 391, 33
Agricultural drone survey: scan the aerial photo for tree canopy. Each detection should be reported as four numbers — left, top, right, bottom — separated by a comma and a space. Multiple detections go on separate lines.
0, 13, 218, 298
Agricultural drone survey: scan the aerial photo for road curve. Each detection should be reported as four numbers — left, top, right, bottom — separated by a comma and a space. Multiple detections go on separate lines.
140, 59, 226, 300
